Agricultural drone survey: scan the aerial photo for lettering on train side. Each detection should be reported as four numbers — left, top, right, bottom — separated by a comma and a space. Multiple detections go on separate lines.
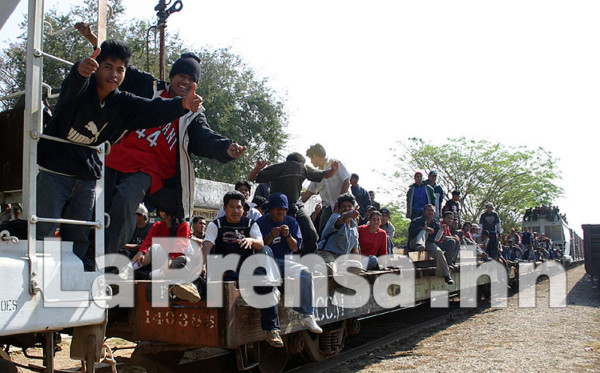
144, 309, 216, 328
0, 299, 18, 313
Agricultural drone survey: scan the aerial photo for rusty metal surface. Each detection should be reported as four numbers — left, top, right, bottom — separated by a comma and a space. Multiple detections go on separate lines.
108, 262, 501, 350
133, 282, 221, 346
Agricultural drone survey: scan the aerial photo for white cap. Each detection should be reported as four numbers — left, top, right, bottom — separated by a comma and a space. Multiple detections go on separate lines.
136, 203, 148, 217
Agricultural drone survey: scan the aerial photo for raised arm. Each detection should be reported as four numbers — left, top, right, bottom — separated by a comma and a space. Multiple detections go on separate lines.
249, 159, 269, 181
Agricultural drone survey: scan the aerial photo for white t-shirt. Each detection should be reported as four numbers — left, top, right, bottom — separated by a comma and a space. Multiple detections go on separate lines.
306, 158, 350, 208
204, 219, 263, 245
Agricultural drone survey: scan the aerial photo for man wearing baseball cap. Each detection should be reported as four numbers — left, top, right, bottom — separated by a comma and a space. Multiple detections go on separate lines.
118, 203, 154, 258
406, 172, 436, 220
256, 193, 323, 334
379, 208, 395, 254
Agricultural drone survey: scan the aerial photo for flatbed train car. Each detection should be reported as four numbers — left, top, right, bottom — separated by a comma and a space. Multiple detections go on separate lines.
104, 249, 514, 373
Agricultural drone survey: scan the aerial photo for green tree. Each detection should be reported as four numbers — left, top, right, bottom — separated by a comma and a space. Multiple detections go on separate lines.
387, 137, 563, 232
0, 0, 287, 182
385, 202, 410, 248
192, 47, 287, 182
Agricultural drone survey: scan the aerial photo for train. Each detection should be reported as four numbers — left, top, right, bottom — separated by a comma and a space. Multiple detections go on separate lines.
0, 1, 558, 372
522, 208, 584, 266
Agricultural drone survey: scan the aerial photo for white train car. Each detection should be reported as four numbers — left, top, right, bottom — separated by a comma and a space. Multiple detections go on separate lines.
0, 1, 110, 371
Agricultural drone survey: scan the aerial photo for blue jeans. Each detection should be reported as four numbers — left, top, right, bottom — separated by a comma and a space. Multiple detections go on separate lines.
36, 170, 96, 270
269, 248, 314, 316
361, 255, 380, 270
104, 168, 152, 255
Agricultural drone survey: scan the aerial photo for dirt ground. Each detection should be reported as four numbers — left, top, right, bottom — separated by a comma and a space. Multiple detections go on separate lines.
6, 264, 599, 372
329, 264, 600, 373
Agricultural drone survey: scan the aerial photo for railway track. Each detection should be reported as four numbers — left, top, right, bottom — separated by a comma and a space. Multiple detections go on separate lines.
285, 302, 483, 373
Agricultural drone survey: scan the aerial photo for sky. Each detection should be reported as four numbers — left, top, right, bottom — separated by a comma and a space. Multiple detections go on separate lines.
1, 0, 597, 236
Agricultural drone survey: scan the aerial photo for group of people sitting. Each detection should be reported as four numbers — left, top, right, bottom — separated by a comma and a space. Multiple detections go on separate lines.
523, 205, 566, 223
117, 143, 400, 349
499, 227, 561, 262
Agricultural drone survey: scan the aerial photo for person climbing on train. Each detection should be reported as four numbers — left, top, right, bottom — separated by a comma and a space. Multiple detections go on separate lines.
302, 144, 351, 235
256, 193, 323, 334
36, 39, 202, 270
75, 23, 246, 261
249, 152, 339, 254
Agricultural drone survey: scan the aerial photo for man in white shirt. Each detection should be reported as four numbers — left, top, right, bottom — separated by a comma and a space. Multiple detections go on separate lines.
301, 143, 351, 234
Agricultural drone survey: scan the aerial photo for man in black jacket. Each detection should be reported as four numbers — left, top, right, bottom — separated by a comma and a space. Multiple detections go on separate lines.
75, 23, 246, 259
407, 204, 454, 284
248, 152, 338, 254
36, 40, 202, 269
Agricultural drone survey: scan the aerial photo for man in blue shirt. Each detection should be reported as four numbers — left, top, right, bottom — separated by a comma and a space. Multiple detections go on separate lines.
317, 193, 362, 275
406, 172, 436, 220
350, 173, 371, 218
257, 193, 322, 334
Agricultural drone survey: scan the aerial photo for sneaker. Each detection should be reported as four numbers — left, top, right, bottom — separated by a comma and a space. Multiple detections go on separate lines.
170, 283, 201, 303
300, 315, 323, 334
265, 330, 284, 348
444, 276, 455, 285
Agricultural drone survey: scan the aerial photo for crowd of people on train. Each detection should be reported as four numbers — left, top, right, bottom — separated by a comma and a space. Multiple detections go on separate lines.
523, 205, 566, 223
6, 28, 568, 349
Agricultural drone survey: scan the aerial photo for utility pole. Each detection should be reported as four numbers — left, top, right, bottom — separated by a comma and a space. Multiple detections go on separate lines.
154, 0, 183, 80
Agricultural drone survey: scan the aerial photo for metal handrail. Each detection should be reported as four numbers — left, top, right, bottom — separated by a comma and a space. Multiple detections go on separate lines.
30, 131, 107, 153
0, 83, 53, 102
31, 215, 102, 228
36, 49, 73, 66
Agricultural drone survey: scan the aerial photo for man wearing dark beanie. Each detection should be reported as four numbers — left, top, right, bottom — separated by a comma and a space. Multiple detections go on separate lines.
95, 47, 248, 258
170, 52, 201, 83
75, 24, 248, 260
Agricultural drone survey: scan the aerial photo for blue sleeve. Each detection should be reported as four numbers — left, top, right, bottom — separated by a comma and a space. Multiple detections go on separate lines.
321, 213, 341, 240
256, 216, 270, 238
289, 217, 302, 249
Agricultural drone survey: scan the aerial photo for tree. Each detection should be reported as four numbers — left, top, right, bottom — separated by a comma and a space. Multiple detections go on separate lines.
0, 0, 287, 183
192, 47, 287, 182
386, 137, 563, 231
385, 202, 410, 248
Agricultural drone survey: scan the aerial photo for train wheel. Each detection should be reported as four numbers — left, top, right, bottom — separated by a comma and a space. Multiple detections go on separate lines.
257, 341, 289, 373
300, 321, 347, 362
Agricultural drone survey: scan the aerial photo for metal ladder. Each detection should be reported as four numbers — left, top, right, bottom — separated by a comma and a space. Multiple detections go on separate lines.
0, 0, 109, 294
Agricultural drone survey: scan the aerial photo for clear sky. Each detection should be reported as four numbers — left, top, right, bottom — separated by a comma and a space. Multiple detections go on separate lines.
1, 0, 598, 235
